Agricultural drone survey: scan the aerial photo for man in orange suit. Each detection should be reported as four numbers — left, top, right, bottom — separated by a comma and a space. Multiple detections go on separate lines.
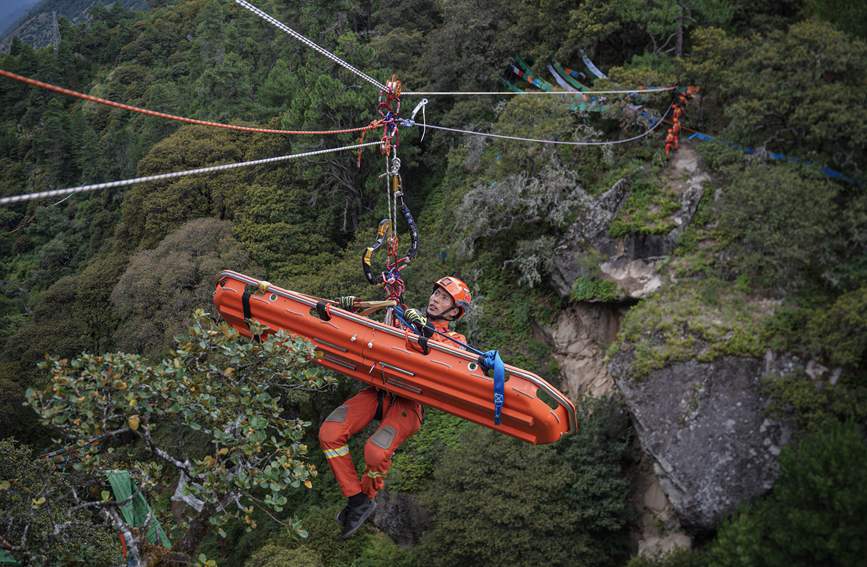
319, 276, 471, 538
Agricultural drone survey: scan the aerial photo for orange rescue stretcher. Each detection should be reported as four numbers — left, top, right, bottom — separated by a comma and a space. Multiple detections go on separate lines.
213, 270, 578, 444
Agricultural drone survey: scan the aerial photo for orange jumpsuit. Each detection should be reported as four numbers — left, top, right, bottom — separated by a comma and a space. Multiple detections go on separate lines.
318, 316, 466, 499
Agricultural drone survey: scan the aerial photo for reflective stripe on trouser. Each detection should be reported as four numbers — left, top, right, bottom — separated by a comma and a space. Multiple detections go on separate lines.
318, 388, 422, 499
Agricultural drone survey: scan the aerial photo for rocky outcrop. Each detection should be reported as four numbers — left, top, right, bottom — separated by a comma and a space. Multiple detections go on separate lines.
539, 304, 625, 398
543, 304, 692, 551
631, 452, 692, 557
0, 11, 59, 53
551, 144, 708, 299
372, 490, 431, 546
610, 351, 794, 531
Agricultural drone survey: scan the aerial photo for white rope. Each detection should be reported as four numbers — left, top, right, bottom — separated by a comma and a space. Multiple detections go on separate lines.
233, 0, 387, 92
401, 86, 675, 96
0, 141, 383, 206
399, 106, 672, 146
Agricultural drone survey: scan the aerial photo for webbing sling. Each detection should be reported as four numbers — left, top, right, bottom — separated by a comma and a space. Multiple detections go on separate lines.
480, 350, 505, 425
242, 285, 261, 342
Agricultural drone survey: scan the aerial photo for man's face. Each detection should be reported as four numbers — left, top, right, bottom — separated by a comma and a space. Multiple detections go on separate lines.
427, 286, 459, 320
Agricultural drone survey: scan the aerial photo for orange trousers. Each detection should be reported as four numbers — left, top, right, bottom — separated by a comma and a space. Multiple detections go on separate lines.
319, 388, 423, 498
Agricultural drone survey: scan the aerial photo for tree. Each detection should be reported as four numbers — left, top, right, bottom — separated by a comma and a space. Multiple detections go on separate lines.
24, 311, 336, 564
410, 397, 632, 567
111, 217, 258, 356
716, 162, 838, 294
0, 439, 120, 566
685, 20, 867, 176
709, 421, 867, 567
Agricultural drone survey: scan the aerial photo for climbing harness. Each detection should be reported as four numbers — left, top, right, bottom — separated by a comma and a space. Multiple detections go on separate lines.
357, 76, 421, 323
360, 155, 420, 312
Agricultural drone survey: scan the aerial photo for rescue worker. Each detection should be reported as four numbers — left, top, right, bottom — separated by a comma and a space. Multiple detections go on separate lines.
665, 128, 677, 158
319, 276, 472, 538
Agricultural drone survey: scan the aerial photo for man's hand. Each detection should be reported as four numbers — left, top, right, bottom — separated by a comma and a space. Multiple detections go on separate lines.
404, 308, 427, 327
405, 309, 435, 338
337, 296, 356, 310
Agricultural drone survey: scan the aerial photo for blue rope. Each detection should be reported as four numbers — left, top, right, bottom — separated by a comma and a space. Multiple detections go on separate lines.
393, 306, 505, 424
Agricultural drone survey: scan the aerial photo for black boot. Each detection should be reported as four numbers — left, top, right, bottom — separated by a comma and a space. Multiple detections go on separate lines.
339, 493, 376, 539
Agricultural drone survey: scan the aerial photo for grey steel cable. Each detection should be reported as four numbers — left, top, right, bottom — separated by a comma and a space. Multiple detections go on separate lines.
399, 106, 672, 146
233, 0, 387, 92
0, 141, 383, 206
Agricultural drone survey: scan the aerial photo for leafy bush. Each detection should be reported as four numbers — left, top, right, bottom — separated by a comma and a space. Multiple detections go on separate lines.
805, 285, 867, 368
571, 276, 621, 302
715, 163, 837, 294
245, 543, 324, 567
111, 217, 258, 356
24, 311, 335, 558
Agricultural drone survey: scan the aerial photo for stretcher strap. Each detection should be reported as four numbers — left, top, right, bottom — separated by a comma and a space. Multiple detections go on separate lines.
242, 285, 261, 342
480, 350, 505, 425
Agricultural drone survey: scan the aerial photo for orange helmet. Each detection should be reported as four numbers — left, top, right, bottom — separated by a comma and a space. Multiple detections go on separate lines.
433, 276, 472, 320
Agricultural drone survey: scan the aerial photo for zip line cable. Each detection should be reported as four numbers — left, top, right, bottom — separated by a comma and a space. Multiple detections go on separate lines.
399, 105, 673, 146
233, 0, 387, 92
401, 86, 677, 96
0, 141, 383, 206
0, 69, 380, 136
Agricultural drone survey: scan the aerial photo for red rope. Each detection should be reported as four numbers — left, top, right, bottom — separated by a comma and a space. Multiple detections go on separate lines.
0, 68, 378, 136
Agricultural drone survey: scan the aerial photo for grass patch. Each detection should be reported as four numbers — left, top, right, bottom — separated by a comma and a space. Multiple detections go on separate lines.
571, 276, 621, 302
612, 278, 771, 379
608, 174, 680, 237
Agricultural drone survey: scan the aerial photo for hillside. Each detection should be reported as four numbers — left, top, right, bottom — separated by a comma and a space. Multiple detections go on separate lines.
0, 0, 147, 52
0, 0, 40, 36
0, 1, 865, 566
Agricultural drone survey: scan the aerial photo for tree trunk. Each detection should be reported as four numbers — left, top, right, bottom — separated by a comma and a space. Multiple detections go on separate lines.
676, 4, 685, 57
172, 505, 214, 559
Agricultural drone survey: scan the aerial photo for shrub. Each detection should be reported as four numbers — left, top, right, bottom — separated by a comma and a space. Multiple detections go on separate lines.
709, 421, 867, 567
409, 397, 632, 567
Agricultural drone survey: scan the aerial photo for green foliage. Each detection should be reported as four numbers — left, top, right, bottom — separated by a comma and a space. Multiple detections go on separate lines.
389, 409, 469, 492
715, 163, 838, 294
685, 20, 867, 176
627, 549, 708, 567
608, 173, 680, 237
111, 217, 258, 356
763, 373, 867, 432
804, 285, 867, 368
571, 276, 621, 302
805, 0, 867, 40
409, 397, 632, 567
708, 421, 867, 567
0, 438, 120, 566
25, 310, 335, 552
614, 279, 768, 378
282, 505, 394, 567
245, 543, 324, 567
